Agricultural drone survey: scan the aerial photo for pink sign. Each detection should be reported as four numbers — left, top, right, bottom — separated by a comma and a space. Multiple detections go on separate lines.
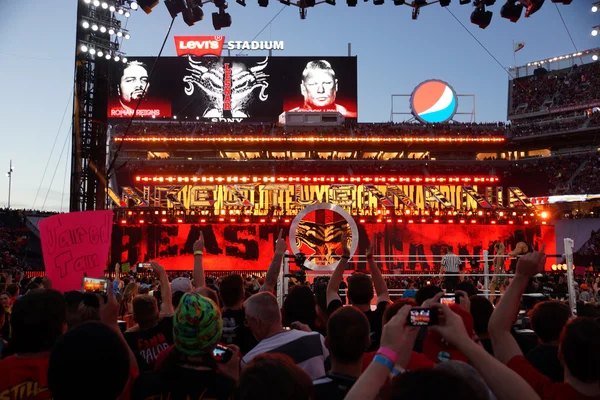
39, 210, 113, 292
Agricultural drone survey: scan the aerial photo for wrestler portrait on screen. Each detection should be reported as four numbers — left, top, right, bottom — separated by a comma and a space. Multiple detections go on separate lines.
107, 61, 171, 118
287, 60, 357, 118
117, 61, 150, 112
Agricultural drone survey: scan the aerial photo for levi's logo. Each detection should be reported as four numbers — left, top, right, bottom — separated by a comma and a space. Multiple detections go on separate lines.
174, 36, 225, 57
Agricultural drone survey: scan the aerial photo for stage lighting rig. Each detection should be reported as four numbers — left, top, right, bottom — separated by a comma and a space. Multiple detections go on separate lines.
183, 3, 204, 25
471, 1, 493, 28
593, 2, 599, 12
517, 0, 543, 17
500, 0, 522, 21
212, 7, 231, 29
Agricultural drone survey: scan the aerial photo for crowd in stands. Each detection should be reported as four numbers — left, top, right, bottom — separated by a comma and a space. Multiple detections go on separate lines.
510, 62, 600, 116
0, 209, 50, 271
110, 121, 507, 139
2, 231, 600, 400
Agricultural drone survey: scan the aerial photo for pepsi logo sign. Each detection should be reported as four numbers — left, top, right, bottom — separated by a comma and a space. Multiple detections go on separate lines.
410, 80, 458, 124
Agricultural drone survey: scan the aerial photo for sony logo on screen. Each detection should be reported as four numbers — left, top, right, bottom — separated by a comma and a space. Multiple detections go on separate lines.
174, 36, 283, 57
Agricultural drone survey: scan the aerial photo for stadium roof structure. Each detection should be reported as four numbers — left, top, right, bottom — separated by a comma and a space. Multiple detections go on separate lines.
511, 48, 600, 78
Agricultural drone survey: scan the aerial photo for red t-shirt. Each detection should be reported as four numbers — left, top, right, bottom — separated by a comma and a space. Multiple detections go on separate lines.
507, 355, 600, 400
0, 354, 138, 400
0, 354, 51, 400
362, 350, 434, 372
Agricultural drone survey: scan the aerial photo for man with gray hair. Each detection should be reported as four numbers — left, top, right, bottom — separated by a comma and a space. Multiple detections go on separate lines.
287, 60, 357, 118
241, 292, 329, 379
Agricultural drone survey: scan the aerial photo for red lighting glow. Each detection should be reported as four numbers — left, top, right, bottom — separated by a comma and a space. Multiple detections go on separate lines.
509, 221, 514, 225
115, 136, 506, 144
161, 218, 167, 223
177, 219, 183, 223
133, 175, 500, 185
120, 220, 127, 224
200, 219, 206, 223
408, 220, 414, 224
139, 220, 145, 224
271, 219, 277, 223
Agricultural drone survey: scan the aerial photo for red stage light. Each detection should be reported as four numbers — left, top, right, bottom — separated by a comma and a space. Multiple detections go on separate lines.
387, 219, 392, 223
377, 219, 382, 223
471, 220, 476, 224
154, 211, 159, 215
491, 221, 497, 224
230, 219, 236, 223
120, 220, 127, 224
397, 219, 403, 223
244, 218, 250, 222
271, 219, 277, 223
161, 218, 167, 223
542, 221, 547, 225
127, 211, 133, 216
460, 220, 465, 224
421, 219, 426, 223
360, 219, 365, 223
524, 221, 529, 225
508, 221, 514, 225
284, 219, 290, 223
139, 220, 145, 224
177, 219, 183, 223
260, 219, 266, 223
448, 220, 454, 223
200, 219, 206, 223
219, 218, 225, 222
434, 219, 439, 223
408, 220, 414, 224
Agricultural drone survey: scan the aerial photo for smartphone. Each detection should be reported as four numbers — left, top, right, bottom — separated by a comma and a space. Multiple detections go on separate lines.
407, 307, 439, 327
441, 293, 458, 306
138, 263, 153, 272
82, 277, 108, 295
212, 344, 233, 363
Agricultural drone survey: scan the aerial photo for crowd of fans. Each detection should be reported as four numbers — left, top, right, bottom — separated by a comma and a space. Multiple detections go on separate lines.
1, 231, 600, 400
110, 121, 508, 139
510, 62, 600, 116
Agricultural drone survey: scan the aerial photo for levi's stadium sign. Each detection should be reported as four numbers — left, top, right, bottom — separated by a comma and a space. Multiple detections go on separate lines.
174, 36, 284, 57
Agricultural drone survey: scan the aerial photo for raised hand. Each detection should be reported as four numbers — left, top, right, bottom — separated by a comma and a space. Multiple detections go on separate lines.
193, 231, 205, 253
150, 261, 166, 278
275, 229, 287, 255
430, 304, 470, 348
515, 245, 546, 279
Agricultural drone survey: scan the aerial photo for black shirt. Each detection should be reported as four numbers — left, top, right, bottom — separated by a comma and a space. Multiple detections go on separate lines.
132, 366, 234, 400
327, 299, 388, 352
526, 344, 564, 383
221, 308, 258, 355
124, 317, 174, 372
313, 373, 358, 400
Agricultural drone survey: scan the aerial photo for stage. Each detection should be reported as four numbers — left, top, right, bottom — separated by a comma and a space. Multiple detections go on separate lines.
111, 222, 556, 271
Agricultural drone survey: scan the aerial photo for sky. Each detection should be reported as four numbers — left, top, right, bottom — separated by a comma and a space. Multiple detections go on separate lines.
0, 0, 598, 211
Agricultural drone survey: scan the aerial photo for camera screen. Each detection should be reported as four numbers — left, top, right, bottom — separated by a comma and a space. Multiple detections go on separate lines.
409, 309, 432, 326
82, 277, 108, 294
441, 295, 456, 305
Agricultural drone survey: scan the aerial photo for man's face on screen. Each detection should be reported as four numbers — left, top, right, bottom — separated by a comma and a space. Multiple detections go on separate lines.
119, 64, 149, 106
301, 69, 337, 108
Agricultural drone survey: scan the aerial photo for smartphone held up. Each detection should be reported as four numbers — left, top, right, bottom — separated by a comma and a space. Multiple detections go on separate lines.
407, 307, 439, 327
82, 277, 108, 295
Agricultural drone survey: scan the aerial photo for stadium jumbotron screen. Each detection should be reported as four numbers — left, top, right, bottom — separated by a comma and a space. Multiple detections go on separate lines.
107, 56, 358, 122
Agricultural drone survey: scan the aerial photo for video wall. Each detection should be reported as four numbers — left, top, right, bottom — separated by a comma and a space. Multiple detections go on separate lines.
111, 223, 556, 271
107, 56, 358, 122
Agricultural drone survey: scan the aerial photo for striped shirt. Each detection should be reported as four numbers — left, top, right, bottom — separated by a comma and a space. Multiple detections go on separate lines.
241, 330, 330, 379
441, 253, 461, 273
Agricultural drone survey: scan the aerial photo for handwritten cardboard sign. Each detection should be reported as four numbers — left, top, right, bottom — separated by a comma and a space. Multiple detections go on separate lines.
39, 210, 113, 292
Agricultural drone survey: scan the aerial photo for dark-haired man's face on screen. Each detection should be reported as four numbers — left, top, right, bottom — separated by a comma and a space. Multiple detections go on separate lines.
301, 69, 338, 109
119, 64, 149, 108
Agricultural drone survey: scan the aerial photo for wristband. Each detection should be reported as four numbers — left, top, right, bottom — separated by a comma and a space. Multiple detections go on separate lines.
194, 250, 204, 256
376, 347, 398, 364
391, 367, 406, 376
373, 355, 394, 372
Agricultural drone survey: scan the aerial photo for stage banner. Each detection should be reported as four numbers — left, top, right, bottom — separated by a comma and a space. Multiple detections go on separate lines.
40, 211, 113, 292
106, 56, 358, 122
111, 222, 555, 271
